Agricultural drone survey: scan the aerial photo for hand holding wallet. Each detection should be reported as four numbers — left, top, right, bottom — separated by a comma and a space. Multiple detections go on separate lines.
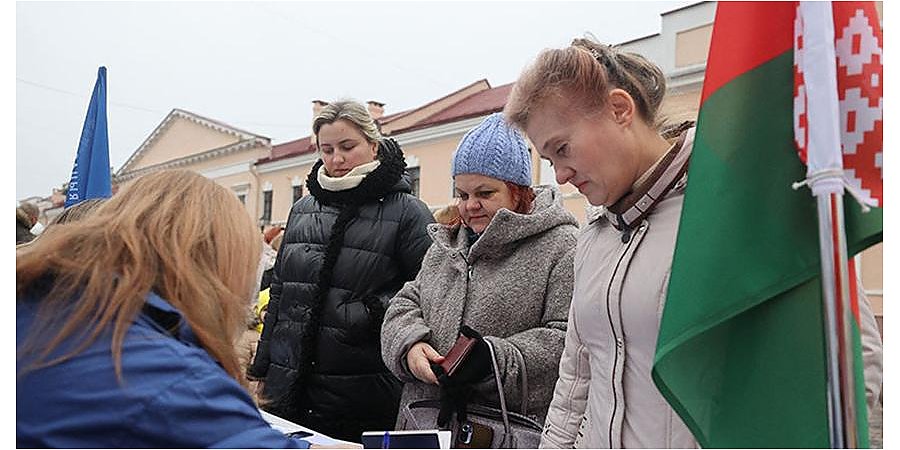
433, 325, 493, 384
431, 325, 496, 429
439, 333, 477, 377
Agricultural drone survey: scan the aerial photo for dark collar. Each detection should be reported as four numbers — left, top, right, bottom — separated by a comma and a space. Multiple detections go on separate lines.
604, 129, 693, 238
142, 292, 199, 346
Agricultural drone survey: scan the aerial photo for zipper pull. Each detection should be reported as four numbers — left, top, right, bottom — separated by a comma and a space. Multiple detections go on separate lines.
617, 214, 632, 244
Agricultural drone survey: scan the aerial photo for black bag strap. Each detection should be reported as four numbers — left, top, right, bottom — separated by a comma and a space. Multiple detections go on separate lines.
406, 400, 542, 431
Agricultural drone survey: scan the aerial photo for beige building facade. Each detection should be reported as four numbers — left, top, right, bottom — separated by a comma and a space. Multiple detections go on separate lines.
114, 109, 271, 224
105, 1, 881, 330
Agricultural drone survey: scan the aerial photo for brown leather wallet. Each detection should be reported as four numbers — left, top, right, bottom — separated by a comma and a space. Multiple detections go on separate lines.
439, 333, 476, 377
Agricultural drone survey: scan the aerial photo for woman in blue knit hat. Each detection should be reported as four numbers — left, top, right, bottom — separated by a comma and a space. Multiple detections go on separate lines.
381, 112, 579, 447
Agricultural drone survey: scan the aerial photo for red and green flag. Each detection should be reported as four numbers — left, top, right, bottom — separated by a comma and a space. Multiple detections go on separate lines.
652, 2, 882, 448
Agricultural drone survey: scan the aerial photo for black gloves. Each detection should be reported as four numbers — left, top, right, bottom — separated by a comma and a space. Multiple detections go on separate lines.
431, 326, 494, 427
449, 326, 493, 384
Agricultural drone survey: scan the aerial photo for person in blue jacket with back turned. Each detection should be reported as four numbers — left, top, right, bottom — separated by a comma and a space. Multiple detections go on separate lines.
16, 170, 323, 448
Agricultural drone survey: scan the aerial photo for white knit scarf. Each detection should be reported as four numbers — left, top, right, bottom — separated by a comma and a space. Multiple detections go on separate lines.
317, 159, 381, 192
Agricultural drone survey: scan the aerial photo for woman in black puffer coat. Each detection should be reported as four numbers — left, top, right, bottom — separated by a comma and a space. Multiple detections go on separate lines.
249, 100, 434, 442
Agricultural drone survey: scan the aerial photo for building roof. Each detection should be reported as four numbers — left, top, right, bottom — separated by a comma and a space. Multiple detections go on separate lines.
617, 32, 661, 46
390, 82, 513, 135
377, 107, 415, 126
260, 80, 512, 165
118, 108, 270, 175
257, 102, 422, 165
258, 135, 316, 164
382, 79, 491, 130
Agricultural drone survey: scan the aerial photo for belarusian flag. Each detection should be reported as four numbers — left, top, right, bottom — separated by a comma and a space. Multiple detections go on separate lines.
652, 2, 882, 448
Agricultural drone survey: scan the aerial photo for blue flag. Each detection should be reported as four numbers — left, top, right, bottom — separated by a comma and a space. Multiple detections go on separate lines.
65, 66, 111, 207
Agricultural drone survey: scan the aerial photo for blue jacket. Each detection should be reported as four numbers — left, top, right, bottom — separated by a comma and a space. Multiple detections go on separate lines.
17, 290, 310, 448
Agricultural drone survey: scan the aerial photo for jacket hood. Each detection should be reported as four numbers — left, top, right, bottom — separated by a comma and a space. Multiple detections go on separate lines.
428, 184, 578, 255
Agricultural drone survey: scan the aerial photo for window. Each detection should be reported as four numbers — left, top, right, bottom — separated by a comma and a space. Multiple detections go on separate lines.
293, 185, 303, 203
262, 190, 273, 222
675, 24, 714, 68
408, 167, 421, 198
232, 183, 250, 207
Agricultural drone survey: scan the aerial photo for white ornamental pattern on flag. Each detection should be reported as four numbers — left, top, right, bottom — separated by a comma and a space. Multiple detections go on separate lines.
834, 6, 882, 207
793, 4, 808, 159
793, 3, 883, 207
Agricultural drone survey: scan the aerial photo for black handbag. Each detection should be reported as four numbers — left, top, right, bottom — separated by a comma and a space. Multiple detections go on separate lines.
398, 340, 543, 448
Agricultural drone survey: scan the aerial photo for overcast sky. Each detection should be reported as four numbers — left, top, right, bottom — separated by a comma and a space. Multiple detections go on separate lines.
16, 1, 690, 200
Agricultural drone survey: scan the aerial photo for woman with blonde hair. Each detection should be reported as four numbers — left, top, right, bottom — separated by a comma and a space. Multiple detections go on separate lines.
17, 170, 314, 448
504, 38, 882, 448
250, 100, 434, 442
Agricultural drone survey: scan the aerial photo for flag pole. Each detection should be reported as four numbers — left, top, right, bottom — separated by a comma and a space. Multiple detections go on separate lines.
816, 194, 844, 448
832, 193, 860, 448
798, 2, 864, 446
816, 192, 860, 448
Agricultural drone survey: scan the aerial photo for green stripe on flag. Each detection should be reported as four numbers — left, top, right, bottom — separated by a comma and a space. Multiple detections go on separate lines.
657, 278, 829, 447
653, 48, 882, 448
853, 319, 871, 448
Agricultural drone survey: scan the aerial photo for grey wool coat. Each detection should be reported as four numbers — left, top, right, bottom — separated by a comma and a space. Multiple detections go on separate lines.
381, 185, 579, 425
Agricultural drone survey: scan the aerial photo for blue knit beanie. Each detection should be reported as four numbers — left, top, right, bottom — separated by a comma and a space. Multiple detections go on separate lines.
451, 113, 532, 186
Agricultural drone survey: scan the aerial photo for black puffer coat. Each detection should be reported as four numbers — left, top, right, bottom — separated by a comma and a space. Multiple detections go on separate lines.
249, 140, 434, 441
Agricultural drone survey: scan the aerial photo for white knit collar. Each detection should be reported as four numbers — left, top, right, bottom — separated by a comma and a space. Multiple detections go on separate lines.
317, 159, 381, 192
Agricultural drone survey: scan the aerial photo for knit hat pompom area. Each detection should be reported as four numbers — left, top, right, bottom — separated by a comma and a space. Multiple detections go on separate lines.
451, 112, 532, 186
